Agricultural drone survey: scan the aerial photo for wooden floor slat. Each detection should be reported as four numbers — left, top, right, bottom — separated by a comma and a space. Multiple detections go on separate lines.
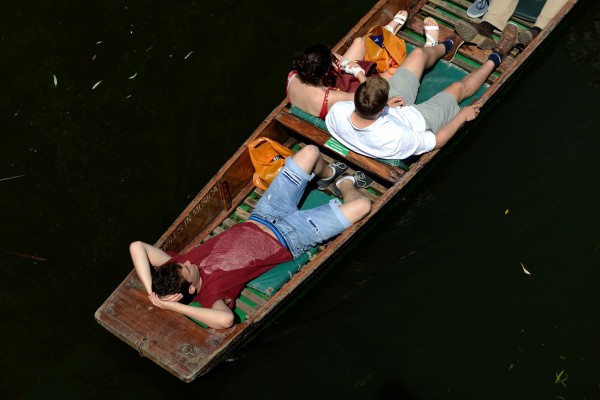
234, 299, 256, 317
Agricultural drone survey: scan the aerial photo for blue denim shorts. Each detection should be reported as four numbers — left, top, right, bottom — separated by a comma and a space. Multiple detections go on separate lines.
250, 157, 351, 259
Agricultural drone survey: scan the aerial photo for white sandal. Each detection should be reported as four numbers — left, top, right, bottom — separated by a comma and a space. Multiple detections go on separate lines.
423, 17, 439, 47
384, 10, 408, 35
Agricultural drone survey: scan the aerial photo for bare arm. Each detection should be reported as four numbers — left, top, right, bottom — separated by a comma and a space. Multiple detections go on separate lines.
434, 105, 480, 149
149, 294, 235, 329
129, 241, 172, 294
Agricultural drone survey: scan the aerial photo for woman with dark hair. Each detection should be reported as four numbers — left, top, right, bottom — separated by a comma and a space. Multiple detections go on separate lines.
287, 10, 408, 119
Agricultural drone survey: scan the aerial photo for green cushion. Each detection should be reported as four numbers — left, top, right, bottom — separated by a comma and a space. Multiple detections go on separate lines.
405, 44, 488, 107
514, 0, 546, 23
290, 105, 329, 130
375, 157, 409, 170
247, 189, 335, 296
247, 247, 318, 296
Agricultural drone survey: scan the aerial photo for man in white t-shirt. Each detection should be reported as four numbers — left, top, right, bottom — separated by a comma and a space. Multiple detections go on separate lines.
326, 24, 517, 161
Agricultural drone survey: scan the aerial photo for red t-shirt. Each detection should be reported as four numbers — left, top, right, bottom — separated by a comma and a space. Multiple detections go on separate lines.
167, 223, 292, 309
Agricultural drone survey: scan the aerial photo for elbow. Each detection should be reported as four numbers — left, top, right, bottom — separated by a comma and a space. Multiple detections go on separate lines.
212, 313, 234, 329
434, 135, 448, 150
221, 313, 235, 329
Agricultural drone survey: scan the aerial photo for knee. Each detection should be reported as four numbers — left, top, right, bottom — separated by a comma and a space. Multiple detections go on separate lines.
410, 47, 426, 59
299, 144, 320, 159
445, 81, 465, 99
355, 197, 372, 220
353, 36, 365, 48
294, 144, 320, 165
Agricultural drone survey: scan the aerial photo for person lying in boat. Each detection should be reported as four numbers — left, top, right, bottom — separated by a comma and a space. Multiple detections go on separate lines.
287, 9, 409, 119
129, 145, 373, 329
455, 0, 568, 48
324, 19, 517, 161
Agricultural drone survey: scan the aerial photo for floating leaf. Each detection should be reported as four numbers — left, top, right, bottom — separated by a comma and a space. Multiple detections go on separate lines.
5, 251, 47, 262
128, 72, 137, 80
92, 80, 103, 90
554, 369, 568, 387
505, 209, 509, 215
0, 174, 25, 183
184, 50, 194, 60
53, 74, 57, 87
520, 262, 531, 275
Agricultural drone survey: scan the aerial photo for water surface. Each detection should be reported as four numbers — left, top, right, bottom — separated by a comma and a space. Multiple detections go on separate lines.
1, 1, 598, 399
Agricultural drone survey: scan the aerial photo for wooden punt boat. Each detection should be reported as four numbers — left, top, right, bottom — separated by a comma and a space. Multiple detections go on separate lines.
95, 0, 579, 382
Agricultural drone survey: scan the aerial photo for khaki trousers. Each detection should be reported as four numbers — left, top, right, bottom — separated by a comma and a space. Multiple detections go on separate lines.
483, 0, 568, 30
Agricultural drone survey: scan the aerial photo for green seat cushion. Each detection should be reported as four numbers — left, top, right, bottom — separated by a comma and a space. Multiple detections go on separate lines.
405, 44, 488, 107
514, 0, 546, 23
290, 105, 329, 130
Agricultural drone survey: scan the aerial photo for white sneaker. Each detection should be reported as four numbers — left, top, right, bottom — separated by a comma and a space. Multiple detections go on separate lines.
467, 0, 490, 18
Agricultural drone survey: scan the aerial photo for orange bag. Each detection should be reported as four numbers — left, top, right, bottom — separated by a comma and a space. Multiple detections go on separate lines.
247, 137, 294, 190
364, 25, 407, 74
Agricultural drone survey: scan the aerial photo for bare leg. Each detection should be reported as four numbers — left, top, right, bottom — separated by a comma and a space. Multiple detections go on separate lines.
336, 179, 371, 224
443, 60, 495, 103
291, 144, 331, 178
342, 37, 367, 61
400, 45, 445, 81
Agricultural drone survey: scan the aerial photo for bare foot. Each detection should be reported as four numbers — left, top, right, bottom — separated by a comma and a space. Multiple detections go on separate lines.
423, 17, 439, 47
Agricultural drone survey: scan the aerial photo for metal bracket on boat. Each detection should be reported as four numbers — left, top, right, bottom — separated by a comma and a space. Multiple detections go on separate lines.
179, 343, 195, 356
137, 337, 148, 357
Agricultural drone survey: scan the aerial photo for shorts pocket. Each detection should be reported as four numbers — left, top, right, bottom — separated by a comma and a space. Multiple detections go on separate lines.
306, 217, 323, 242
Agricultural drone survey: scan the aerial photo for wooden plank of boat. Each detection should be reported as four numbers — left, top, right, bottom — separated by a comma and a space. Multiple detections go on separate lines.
95, 0, 579, 382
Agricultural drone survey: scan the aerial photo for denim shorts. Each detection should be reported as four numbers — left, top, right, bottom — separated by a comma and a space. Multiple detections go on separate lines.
389, 67, 460, 132
250, 157, 351, 259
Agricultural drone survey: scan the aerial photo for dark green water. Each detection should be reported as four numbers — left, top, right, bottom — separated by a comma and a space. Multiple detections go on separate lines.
1, 1, 598, 399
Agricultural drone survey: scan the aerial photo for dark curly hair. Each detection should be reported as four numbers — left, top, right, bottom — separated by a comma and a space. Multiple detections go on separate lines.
151, 263, 191, 297
292, 43, 334, 86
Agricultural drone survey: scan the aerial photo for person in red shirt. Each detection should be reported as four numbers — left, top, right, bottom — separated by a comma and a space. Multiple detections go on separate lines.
129, 145, 372, 329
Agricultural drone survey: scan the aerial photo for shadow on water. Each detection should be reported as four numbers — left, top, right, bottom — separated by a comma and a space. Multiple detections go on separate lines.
1, 1, 599, 399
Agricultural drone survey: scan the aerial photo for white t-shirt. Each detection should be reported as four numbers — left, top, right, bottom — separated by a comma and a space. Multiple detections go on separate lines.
325, 101, 436, 160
